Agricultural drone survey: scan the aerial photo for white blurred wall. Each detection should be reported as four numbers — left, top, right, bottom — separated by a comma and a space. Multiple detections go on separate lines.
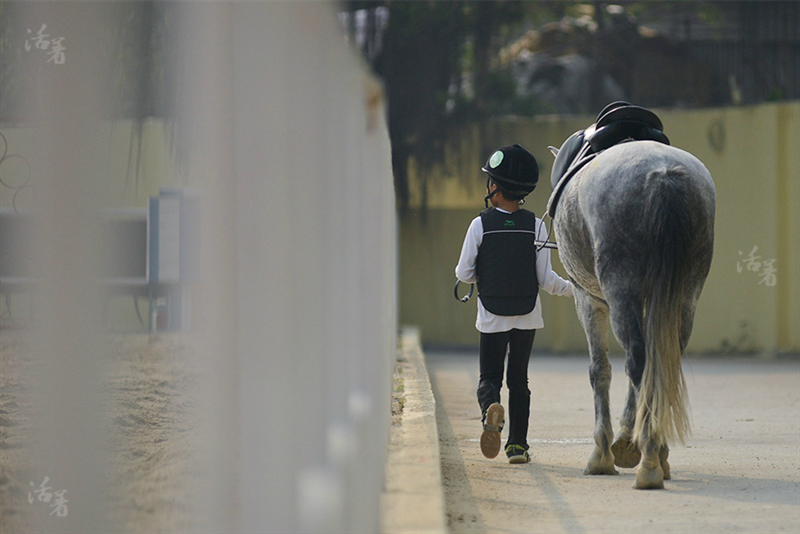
183, 3, 396, 532
13, 2, 396, 532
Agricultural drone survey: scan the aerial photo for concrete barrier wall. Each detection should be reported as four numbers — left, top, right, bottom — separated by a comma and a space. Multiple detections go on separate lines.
211, 5, 397, 531
3, 3, 396, 532
400, 103, 800, 355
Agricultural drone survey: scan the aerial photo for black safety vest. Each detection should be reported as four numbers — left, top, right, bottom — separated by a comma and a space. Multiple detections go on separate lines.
475, 208, 539, 316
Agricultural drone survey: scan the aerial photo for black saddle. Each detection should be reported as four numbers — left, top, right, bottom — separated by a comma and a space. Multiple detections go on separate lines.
546, 103, 670, 218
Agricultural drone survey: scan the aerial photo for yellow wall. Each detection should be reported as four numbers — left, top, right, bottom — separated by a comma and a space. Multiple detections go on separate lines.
400, 102, 800, 355
1, 120, 180, 213
4, 103, 799, 351
1, 120, 180, 330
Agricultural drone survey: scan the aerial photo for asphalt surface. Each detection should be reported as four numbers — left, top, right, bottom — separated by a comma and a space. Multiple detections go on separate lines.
426, 349, 800, 534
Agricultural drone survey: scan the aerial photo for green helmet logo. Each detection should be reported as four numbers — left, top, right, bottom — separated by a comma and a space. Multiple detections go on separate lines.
489, 150, 504, 168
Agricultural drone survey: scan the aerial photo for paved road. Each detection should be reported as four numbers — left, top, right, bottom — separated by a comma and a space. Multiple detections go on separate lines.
426, 349, 800, 534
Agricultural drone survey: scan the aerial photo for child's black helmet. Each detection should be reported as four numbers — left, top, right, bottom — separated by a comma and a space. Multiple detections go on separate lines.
481, 144, 539, 195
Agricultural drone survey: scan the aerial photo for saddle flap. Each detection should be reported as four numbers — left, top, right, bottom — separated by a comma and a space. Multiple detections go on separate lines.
550, 130, 585, 190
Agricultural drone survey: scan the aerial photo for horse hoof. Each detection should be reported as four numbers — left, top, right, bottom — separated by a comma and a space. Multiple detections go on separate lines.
611, 436, 641, 468
584, 449, 618, 475
634, 465, 664, 489
584, 464, 618, 475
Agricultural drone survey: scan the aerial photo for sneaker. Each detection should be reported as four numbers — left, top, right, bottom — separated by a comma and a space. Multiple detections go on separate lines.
506, 444, 530, 464
480, 403, 504, 459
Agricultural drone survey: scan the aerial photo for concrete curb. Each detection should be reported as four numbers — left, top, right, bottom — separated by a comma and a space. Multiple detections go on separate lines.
380, 326, 447, 534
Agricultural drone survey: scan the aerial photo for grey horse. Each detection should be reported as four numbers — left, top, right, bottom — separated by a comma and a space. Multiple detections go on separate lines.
549, 139, 715, 489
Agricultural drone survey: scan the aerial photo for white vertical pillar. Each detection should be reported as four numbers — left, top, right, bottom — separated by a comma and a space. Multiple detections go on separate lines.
174, 3, 239, 532
175, 2, 395, 532
23, 3, 113, 531
227, 3, 396, 532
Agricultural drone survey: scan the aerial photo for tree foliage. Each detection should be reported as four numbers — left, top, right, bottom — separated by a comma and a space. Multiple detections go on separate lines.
5, 1, 782, 213
345, 1, 561, 211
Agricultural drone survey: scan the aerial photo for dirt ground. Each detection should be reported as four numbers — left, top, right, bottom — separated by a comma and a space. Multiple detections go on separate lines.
3, 332, 798, 533
0, 332, 203, 533
427, 349, 800, 534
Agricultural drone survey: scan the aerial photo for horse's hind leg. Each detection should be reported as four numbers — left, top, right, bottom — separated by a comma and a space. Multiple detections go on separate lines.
575, 291, 617, 475
608, 293, 646, 469
611, 380, 641, 468
638, 291, 699, 481
635, 431, 665, 489
633, 415, 671, 488
645, 293, 697, 481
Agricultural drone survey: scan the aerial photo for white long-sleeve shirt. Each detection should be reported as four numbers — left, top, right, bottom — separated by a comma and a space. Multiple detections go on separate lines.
455, 208, 574, 333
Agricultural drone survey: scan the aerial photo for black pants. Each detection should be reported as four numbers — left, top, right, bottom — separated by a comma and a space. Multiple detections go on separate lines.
477, 329, 536, 448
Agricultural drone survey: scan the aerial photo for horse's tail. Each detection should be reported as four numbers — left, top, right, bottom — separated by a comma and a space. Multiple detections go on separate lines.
634, 166, 692, 448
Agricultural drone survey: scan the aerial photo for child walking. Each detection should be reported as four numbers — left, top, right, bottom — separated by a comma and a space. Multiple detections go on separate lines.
455, 144, 574, 463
